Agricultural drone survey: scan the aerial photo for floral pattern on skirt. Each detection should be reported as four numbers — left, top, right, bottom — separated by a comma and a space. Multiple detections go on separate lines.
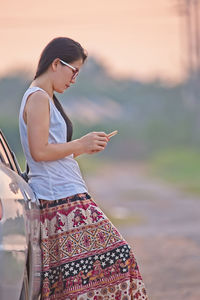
39, 192, 149, 300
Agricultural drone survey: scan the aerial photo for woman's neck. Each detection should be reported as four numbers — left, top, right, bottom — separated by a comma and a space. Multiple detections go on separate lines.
30, 75, 54, 99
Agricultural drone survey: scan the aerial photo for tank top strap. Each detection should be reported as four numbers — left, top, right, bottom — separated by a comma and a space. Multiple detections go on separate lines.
19, 86, 53, 126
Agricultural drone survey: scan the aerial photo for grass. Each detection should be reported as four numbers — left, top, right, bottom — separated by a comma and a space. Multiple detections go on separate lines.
76, 155, 111, 176
149, 148, 200, 195
103, 210, 145, 227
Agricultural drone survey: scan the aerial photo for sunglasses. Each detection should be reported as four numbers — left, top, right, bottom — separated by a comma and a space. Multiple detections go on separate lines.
59, 59, 79, 79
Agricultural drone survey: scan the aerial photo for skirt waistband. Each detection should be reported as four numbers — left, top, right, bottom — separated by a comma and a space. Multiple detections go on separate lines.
39, 192, 91, 209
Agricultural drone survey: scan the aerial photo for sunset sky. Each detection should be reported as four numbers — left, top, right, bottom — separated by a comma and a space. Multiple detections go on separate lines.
0, 0, 186, 82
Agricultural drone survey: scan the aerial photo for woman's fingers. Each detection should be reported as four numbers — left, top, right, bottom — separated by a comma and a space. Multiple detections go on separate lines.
79, 131, 109, 154
89, 143, 107, 153
94, 131, 107, 136
96, 140, 107, 146
96, 136, 109, 142
95, 132, 109, 141
92, 132, 109, 152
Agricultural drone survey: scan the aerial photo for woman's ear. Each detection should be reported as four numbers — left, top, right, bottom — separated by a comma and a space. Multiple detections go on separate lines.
51, 58, 60, 72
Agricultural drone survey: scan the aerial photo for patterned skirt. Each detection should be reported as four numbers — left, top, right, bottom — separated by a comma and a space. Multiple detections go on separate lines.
39, 192, 148, 300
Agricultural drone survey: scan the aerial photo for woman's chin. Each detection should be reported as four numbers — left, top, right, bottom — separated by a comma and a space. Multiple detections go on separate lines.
56, 87, 66, 93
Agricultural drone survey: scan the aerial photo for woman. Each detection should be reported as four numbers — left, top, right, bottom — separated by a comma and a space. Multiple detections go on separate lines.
19, 37, 148, 300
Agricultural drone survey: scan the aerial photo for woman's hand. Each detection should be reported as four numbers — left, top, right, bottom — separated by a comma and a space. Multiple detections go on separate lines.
77, 131, 109, 155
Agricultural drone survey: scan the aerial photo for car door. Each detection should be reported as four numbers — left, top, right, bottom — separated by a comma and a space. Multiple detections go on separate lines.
0, 130, 41, 300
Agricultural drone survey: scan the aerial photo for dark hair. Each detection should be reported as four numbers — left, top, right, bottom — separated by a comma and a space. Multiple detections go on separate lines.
34, 37, 87, 142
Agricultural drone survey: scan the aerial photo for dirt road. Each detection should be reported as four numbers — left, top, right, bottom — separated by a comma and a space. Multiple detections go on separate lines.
85, 162, 200, 300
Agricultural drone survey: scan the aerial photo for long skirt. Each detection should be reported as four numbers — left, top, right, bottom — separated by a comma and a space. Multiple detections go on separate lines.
39, 192, 149, 300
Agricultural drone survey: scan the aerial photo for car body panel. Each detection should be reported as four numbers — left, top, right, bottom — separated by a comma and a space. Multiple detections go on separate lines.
0, 130, 41, 300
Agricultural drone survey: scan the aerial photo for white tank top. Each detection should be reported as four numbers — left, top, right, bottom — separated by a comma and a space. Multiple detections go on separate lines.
19, 86, 88, 200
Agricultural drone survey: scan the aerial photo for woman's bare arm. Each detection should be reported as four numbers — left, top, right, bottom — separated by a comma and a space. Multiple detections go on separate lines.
25, 91, 108, 162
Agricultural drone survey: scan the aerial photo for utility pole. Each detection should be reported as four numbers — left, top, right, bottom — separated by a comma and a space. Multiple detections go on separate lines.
193, 0, 200, 71
183, 0, 200, 77
175, 0, 200, 107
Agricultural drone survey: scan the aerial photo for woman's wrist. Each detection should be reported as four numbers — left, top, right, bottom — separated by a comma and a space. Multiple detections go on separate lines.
71, 139, 84, 157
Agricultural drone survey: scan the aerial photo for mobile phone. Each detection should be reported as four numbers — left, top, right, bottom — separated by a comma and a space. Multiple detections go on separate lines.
107, 130, 118, 138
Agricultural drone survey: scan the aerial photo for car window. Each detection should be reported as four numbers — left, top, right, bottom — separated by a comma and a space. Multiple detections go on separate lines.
0, 130, 19, 174
0, 141, 11, 167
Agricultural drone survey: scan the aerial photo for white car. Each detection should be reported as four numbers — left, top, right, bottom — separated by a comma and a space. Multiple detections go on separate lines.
0, 129, 41, 300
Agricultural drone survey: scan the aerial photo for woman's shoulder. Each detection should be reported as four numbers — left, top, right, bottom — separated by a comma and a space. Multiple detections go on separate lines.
23, 88, 50, 116
26, 88, 49, 105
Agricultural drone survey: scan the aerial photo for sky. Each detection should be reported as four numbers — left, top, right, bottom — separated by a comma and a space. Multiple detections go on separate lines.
0, 0, 186, 82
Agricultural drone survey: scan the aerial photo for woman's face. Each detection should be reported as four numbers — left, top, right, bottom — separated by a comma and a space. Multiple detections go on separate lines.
52, 58, 83, 93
